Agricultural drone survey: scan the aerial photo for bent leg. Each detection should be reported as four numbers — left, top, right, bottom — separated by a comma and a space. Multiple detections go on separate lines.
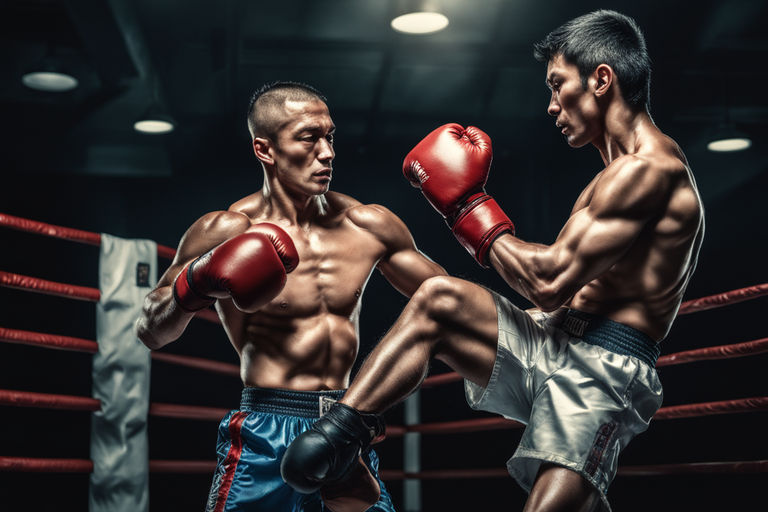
320, 457, 380, 512
524, 464, 601, 512
342, 276, 499, 413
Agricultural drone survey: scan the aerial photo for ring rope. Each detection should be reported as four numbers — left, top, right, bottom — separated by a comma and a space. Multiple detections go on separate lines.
0, 327, 237, 374
0, 457, 94, 473
653, 396, 768, 420
2, 327, 765, 380
0, 327, 98, 353
378, 460, 768, 480
421, 335, 768, 388
3, 456, 764, 476
0, 389, 236, 422
656, 337, 768, 367
0, 271, 100, 302
148, 403, 230, 421
677, 283, 768, 314
0, 389, 101, 411
384, 396, 768, 437
0, 272, 219, 323
0, 212, 176, 260
149, 352, 239, 377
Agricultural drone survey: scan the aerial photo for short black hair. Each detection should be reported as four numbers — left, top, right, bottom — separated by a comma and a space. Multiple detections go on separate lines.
533, 10, 651, 111
247, 81, 328, 139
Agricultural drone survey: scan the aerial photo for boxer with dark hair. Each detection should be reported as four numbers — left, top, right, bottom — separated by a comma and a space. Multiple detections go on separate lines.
136, 81, 446, 512
282, 11, 704, 512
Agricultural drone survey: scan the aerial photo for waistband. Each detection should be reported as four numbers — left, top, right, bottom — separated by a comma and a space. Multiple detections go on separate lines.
560, 309, 661, 367
240, 387, 345, 418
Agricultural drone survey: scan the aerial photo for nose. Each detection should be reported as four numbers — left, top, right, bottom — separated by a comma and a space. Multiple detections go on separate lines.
547, 91, 560, 117
317, 137, 334, 162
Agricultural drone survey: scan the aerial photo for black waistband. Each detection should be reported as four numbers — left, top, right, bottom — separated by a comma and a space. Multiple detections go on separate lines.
561, 309, 661, 367
239, 387, 345, 418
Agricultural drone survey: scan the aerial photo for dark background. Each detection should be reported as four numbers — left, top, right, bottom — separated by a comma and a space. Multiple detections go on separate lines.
1, 0, 766, 510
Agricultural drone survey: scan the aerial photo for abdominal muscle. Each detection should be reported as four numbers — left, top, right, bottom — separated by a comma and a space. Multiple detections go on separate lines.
220, 303, 361, 391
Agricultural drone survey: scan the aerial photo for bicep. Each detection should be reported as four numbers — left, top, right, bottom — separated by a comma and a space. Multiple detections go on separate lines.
378, 246, 446, 297
551, 160, 666, 288
364, 206, 446, 296
551, 207, 645, 289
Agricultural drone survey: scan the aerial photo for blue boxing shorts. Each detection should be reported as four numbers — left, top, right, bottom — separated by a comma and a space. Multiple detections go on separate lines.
205, 387, 395, 512
465, 292, 664, 512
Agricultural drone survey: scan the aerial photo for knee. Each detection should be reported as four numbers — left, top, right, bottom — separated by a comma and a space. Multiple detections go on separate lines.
411, 276, 468, 322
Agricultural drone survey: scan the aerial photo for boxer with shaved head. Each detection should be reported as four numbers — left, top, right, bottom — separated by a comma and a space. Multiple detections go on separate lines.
137, 81, 446, 512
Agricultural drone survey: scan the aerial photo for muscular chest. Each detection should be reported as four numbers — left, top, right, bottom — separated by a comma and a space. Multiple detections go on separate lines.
267, 222, 384, 317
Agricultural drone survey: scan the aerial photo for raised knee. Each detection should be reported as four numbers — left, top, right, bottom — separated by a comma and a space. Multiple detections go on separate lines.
412, 276, 467, 321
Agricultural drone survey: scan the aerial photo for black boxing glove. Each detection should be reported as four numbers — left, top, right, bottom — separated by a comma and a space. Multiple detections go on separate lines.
280, 403, 385, 494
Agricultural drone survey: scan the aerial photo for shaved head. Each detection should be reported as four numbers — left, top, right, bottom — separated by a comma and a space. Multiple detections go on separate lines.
247, 81, 328, 140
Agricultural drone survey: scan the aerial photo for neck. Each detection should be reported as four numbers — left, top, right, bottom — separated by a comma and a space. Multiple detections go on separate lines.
261, 173, 327, 226
593, 104, 655, 165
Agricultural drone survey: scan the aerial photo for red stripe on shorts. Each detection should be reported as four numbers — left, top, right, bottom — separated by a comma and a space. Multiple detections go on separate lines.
213, 411, 248, 512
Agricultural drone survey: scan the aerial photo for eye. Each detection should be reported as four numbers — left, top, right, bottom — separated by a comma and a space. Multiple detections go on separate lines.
326, 134, 335, 144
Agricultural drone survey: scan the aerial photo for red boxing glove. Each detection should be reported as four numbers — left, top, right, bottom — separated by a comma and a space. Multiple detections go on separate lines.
173, 223, 299, 312
402, 123, 514, 267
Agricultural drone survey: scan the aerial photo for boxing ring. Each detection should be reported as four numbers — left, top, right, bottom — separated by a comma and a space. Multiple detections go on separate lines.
1, 212, 766, 510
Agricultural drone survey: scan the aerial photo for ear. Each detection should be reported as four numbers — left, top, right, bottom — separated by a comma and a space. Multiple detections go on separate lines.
593, 64, 613, 98
252, 137, 274, 165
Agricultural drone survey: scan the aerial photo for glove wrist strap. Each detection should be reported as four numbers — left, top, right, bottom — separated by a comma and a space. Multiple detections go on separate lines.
451, 195, 515, 268
172, 259, 215, 312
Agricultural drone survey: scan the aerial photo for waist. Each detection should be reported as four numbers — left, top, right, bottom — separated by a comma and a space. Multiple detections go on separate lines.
240, 386, 345, 418
560, 309, 661, 367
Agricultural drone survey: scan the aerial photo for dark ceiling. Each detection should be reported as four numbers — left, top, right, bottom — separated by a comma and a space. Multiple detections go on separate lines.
1, 1, 766, 511
3, 0, 767, 195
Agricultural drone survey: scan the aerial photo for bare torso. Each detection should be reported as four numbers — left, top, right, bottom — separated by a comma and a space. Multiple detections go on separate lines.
569, 134, 704, 340
219, 192, 391, 390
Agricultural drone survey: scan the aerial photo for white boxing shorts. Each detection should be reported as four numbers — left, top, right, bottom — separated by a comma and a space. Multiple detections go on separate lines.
465, 292, 663, 511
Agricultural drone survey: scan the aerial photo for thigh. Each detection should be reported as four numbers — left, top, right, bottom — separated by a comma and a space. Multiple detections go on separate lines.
431, 279, 499, 388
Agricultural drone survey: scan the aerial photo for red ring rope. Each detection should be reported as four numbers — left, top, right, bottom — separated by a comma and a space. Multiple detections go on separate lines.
0, 327, 98, 353
677, 283, 768, 314
656, 337, 768, 367
0, 389, 100, 411
150, 352, 239, 377
378, 460, 768, 480
422, 336, 768, 389
0, 457, 94, 473
148, 403, 230, 421
384, 397, 768, 437
0, 212, 175, 260
0, 271, 100, 302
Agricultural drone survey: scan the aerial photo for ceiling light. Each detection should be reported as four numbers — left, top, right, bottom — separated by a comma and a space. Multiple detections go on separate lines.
391, 12, 449, 34
707, 137, 751, 152
134, 119, 175, 134
134, 104, 175, 134
22, 71, 79, 92
707, 121, 751, 152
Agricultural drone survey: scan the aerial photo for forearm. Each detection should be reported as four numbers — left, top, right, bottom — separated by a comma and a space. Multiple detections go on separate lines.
488, 234, 571, 311
135, 286, 196, 350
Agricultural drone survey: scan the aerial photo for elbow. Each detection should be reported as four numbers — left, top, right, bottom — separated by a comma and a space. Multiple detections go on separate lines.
529, 283, 570, 312
135, 317, 164, 350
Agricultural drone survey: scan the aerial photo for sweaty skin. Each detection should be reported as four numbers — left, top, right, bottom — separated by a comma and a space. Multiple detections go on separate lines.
331, 54, 704, 512
136, 97, 445, 512
490, 55, 704, 341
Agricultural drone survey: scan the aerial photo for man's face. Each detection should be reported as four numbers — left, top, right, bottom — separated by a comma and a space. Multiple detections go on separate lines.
270, 99, 335, 197
545, 54, 601, 148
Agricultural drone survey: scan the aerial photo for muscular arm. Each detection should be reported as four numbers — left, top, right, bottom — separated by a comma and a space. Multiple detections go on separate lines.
135, 211, 251, 349
349, 204, 446, 297
489, 156, 669, 311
